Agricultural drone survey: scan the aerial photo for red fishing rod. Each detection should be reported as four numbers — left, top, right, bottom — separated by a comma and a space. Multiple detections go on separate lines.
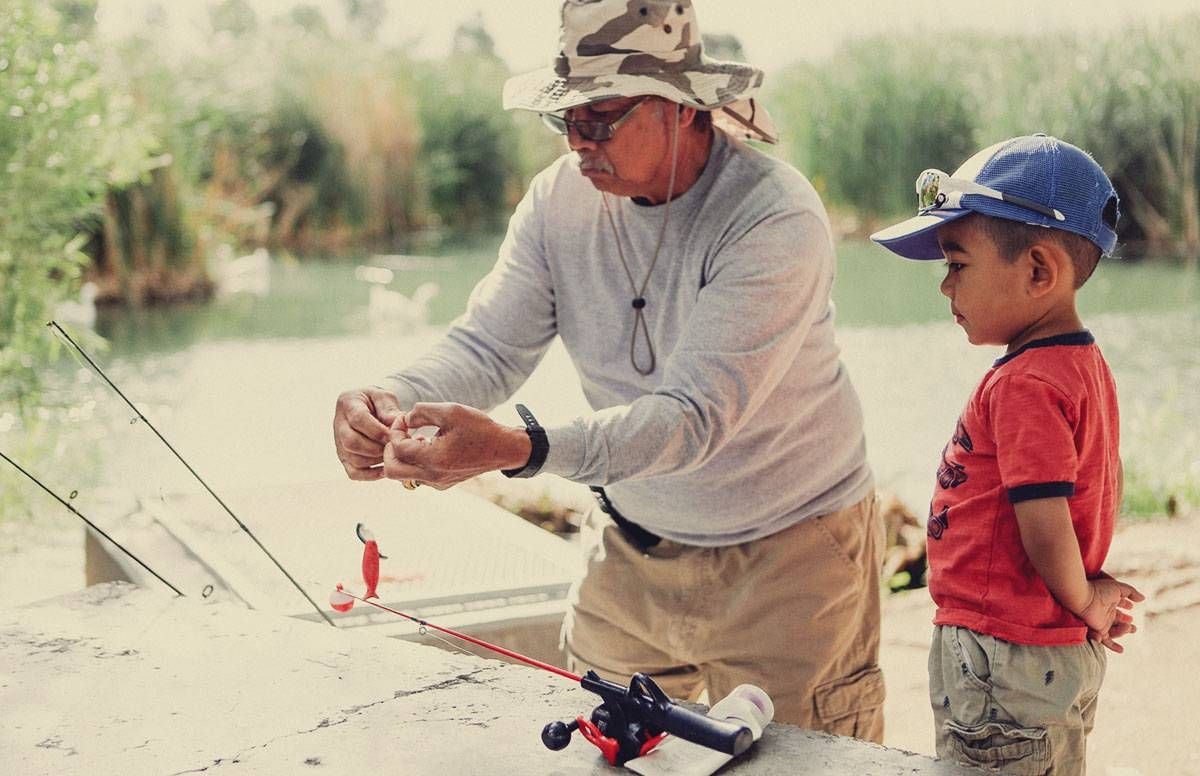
331, 524, 754, 766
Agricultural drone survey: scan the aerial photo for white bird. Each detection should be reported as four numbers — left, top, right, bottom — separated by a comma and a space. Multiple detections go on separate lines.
214, 247, 271, 297
367, 281, 440, 332
54, 281, 98, 329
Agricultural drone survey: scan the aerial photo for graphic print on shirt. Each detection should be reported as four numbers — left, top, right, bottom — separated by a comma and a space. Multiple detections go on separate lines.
937, 445, 968, 489
930, 416, 972, 540
927, 504, 949, 540
952, 418, 973, 452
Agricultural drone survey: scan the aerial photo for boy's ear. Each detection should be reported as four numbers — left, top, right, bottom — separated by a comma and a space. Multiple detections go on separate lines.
1024, 242, 1069, 298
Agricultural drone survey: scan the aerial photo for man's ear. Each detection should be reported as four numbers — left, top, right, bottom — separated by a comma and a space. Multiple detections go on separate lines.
1025, 242, 1069, 298
677, 104, 698, 128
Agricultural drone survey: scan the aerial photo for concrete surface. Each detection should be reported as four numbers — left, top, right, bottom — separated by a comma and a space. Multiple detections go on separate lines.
0, 583, 976, 775
83, 477, 581, 666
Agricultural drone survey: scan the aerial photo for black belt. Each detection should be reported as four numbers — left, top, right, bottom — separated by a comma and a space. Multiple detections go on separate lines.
589, 486, 661, 549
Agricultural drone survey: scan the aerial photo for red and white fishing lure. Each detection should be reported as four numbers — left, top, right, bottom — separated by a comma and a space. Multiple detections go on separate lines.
329, 522, 387, 612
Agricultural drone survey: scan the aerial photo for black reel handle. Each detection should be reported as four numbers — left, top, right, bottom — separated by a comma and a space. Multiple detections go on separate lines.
653, 696, 754, 755
626, 672, 753, 756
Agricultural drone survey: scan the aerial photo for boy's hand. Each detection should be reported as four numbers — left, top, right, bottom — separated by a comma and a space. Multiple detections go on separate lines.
1079, 576, 1145, 653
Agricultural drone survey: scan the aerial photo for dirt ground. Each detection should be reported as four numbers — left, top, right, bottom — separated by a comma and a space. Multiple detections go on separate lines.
2, 508, 1197, 774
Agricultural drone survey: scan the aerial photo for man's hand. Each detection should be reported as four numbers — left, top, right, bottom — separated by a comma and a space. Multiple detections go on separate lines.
382, 402, 532, 490
1080, 575, 1145, 654
333, 387, 404, 481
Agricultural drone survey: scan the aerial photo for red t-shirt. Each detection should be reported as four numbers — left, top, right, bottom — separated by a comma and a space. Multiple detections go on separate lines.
927, 331, 1120, 646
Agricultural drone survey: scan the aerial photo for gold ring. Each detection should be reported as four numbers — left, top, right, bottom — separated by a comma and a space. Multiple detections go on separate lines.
403, 480, 419, 490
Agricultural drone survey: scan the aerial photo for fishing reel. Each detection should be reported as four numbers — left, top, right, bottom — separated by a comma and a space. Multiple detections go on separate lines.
542, 671, 753, 766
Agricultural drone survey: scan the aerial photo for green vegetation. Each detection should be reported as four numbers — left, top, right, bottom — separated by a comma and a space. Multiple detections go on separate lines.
0, 0, 157, 408
769, 17, 1200, 266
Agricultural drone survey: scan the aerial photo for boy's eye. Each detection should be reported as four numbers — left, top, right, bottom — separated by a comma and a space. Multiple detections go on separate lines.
944, 262, 965, 272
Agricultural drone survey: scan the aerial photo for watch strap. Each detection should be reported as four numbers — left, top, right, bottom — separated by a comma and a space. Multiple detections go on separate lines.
501, 403, 548, 479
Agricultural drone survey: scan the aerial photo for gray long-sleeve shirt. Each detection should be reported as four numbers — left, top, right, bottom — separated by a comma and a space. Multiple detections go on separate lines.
382, 130, 872, 546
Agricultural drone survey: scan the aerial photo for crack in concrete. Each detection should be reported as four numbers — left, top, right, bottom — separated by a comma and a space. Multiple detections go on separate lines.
169, 755, 242, 774
162, 672, 501, 773
36, 736, 78, 756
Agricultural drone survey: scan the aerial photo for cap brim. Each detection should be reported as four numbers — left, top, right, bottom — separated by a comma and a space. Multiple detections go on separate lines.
869, 209, 971, 260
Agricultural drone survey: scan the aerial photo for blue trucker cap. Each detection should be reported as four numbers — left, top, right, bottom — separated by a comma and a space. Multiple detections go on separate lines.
870, 134, 1120, 260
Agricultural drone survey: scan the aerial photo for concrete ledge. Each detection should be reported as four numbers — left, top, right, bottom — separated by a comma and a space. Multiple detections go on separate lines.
0, 583, 975, 775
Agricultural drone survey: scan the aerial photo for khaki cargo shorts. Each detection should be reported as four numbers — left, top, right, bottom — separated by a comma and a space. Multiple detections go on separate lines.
562, 493, 886, 741
930, 625, 1107, 775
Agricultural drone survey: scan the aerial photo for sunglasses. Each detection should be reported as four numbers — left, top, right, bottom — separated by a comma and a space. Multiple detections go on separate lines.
540, 98, 648, 142
916, 169, 1065, 222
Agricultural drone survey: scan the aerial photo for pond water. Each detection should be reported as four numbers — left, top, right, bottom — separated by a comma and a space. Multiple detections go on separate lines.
28, 238, 1200, 524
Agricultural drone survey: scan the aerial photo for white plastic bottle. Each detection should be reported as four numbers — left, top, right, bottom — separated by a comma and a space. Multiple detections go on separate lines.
625, 684, 775, 776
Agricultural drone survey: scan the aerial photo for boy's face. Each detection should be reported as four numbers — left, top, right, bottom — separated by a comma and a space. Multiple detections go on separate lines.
936, 218, 1033, 347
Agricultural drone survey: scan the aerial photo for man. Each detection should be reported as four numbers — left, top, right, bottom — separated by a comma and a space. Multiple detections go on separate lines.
332, 0, 884, 739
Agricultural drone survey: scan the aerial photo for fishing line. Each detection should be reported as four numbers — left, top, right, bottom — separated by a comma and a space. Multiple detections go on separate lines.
47, 320, 335, 626
336, 589, 581, 682
0, 449, 184, 596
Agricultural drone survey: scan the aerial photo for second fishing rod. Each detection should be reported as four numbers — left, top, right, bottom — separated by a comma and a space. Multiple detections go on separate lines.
47, 320, 335, 626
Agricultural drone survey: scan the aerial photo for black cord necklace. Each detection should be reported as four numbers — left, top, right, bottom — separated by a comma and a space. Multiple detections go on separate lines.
600, 105, 681, 376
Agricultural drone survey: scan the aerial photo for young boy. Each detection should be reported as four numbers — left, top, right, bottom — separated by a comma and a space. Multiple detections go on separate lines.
870, 135, 1145, 775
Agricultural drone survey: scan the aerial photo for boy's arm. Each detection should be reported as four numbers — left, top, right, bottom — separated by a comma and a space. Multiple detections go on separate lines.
1014, 497, 1144, 652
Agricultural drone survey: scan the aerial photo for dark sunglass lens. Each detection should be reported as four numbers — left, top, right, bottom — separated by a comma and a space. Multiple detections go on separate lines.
579, 121, 612, 142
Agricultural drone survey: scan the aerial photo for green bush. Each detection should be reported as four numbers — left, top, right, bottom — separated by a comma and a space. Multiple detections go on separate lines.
0, 0, 156, 407
415, 21, 524, 232
768, 17, 1200, 261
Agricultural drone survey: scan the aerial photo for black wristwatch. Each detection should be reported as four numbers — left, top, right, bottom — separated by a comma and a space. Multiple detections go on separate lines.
501, 403, 549, 479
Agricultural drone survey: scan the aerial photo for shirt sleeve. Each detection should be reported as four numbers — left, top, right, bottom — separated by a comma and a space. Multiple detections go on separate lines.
987, 374, 1080, 503
378, 172, 557, 412
541, 205, 836, 484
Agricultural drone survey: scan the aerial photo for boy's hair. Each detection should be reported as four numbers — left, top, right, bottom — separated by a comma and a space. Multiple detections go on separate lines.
974, 214, 1102, 289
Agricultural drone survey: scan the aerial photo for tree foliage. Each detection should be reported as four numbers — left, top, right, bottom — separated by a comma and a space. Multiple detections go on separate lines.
0, 0, 157, 407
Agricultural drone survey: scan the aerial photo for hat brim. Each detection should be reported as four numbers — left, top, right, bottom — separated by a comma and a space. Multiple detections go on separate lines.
869, 209, 972, 260
502, 63, 776, 144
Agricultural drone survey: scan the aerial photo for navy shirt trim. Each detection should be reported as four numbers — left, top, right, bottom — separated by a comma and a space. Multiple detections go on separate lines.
994, 330, 1094, 368
1008, 481, 1076, 503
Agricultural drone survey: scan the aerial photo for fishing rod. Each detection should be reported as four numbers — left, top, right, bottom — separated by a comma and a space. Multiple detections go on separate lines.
46, 320, 335, 626
333, 525, 756, 767
0, 449, 184, 597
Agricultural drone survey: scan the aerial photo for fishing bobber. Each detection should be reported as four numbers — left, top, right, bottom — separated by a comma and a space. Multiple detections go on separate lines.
330, 584, 355, 613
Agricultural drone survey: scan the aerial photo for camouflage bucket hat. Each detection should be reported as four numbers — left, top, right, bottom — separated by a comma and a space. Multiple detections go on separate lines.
502, 0, 778, 144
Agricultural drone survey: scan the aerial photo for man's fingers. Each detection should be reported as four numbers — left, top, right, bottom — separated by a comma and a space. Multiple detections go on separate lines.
349, 403, 394, 445
369, 390, 403, 428
1101, 636, 1124, 654
343, 463, 385, 482
389, 435, 434, 463
338, 425, 385, 459
340, 450, 382, 469
383, 440, 430, 481
405, 402, 452, 431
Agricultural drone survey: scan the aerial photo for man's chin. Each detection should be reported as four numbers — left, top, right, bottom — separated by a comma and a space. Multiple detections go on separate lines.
580, 170, 617, 191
